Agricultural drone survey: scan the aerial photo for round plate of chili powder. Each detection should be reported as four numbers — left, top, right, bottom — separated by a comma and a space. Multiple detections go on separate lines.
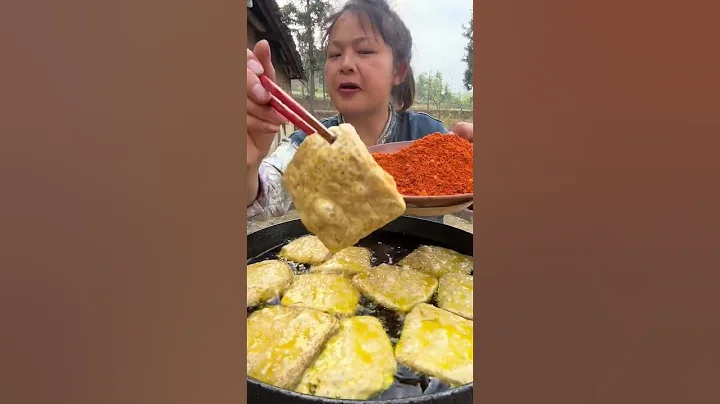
369, 134, 474, 208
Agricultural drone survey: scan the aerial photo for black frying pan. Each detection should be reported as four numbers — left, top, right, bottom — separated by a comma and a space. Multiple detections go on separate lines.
247, 216, 474, 404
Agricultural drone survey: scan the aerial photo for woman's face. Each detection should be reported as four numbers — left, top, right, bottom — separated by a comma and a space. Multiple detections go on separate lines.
325, 12, 405, 117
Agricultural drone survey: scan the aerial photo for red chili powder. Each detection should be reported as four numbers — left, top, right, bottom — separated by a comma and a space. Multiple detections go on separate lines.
372, 133, 473, 196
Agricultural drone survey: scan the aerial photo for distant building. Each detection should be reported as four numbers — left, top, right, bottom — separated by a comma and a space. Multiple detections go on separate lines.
247, 0, 306, 151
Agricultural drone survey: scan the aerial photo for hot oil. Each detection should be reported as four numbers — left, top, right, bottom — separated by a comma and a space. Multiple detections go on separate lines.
355, 296, 403, 344
247, 231, 463, 399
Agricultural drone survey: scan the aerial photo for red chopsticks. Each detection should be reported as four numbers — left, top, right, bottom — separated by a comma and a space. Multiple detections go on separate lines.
259, 75, 335, 143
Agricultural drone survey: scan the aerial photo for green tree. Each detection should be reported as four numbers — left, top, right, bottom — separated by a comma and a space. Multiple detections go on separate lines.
280, 0, 332, 114
428, 71, 452, 110
415, 70, 453, 110
460, 92, 473, 109
415, 72, 430, 109
461, 12, 473, 91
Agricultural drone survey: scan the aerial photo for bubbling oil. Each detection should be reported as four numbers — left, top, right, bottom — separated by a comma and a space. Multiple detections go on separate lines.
247, 231, 468, 399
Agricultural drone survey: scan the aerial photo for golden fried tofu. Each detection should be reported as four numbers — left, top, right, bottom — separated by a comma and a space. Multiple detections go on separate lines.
398, 245, 473, 278
247, 306, 339, 390
437, 272, 473, 320
246, 260, 294, 307
296, 316, 396, 399
351, 264, 438, 313
394, 304, 473, 386
281, 274, 360, 316
283, 123, 406, 252
278, 235, 332, 265
312, 246, 372, 276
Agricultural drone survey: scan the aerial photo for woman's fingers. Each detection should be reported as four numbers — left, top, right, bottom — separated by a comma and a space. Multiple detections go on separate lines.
247, 67, 271, 104
450, 122, 473, 142
247, 113, 281, 138
247, 48, 264, 74
253, 40, 276, 82
248, 45, 283, 121
247, 48, 271, 104
247, 98, 287, 126
247, 44, 283, 164
247, 114, 280, 161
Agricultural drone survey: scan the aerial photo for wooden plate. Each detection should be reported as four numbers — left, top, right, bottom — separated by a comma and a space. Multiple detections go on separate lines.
368, 141, 473, 208
404, 201, 473, 217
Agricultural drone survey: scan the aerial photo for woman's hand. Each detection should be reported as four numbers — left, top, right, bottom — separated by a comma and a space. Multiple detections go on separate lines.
247, 40, 287, 206
450, 122, 473, 143
247, 40, 287, 169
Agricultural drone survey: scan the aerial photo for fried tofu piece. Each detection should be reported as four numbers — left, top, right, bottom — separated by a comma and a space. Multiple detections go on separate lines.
296, 316, 397, 399
312, 246, 372, 276
351, 264, 438, 313
283, 123, 406, 252
394, 304, 473, 386
247, 306, 339, 390
278, 235, 332, 265
398, 245, 473, 278
437, 272, 474, 320
281, 274, 360, 316
246, 260, 294, 307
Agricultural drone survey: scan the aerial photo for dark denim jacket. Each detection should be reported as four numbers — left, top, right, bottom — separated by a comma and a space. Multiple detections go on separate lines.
247, 107, 447, 222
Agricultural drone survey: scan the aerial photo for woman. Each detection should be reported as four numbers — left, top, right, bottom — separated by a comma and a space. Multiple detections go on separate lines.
246, 0, 473, 221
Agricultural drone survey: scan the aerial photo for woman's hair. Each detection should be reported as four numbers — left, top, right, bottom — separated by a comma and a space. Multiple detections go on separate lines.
324, 0, 415, 112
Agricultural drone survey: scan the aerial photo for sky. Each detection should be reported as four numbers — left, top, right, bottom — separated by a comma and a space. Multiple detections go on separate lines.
274, 0, 473, 93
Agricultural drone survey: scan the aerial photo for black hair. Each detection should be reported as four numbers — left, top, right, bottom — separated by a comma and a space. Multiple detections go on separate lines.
323, 0, 415, 112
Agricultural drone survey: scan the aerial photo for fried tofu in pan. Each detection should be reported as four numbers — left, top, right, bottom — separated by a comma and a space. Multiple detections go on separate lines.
281, 274, 360, 316
295, 316, 396, 399
437, 272, 473, 320
399, 245, 473, 278
311, 246, 372, 276
246, 259, 294, 307
351, 264, 438, 313
247, 306, 339, 390
395, 304, 474, 386
278, 235, 332, 265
